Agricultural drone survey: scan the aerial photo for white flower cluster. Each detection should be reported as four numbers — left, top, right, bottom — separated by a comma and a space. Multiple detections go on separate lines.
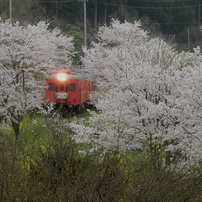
0, 19, 74, 129
73, 19, 202, 166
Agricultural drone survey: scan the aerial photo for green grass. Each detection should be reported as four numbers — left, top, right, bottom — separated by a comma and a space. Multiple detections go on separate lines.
20, 113, 53, 145
0, 112, 201, 201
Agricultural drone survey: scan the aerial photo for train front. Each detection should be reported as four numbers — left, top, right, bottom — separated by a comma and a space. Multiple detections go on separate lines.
45, 71, 90, 108
45, 72, 68, 105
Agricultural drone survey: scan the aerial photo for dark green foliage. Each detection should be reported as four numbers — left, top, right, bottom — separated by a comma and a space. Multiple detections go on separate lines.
123, 160, 202, 202
178, 27, 198, 43
0, 127, 201, 201
1, 0, 202, 51
0, 131, 27, 201
1, 0, 46, 23
28, 148, 124, 201
130, 0, 197, 34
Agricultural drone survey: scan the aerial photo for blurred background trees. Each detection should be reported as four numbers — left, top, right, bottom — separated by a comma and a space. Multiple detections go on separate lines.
1, 0, 202, 54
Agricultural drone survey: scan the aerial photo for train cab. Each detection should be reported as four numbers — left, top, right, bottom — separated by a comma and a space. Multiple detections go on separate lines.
45, 71, 90, 109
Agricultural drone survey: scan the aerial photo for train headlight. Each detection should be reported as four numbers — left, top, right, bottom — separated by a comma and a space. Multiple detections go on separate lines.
57, 73, 67, 81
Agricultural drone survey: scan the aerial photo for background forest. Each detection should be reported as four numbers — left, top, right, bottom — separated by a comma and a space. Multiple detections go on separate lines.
1, 0, 202, 57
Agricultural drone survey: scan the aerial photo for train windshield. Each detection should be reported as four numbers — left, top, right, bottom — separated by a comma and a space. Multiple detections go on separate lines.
67, 83, 76, 92
48, 83, 57, 91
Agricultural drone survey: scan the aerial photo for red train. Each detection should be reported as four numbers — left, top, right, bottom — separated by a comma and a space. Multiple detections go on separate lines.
45, 70, 95, 112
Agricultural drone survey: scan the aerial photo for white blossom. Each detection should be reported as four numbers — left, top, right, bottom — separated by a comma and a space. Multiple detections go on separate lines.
0, 19, 74, 138
72, 19, 202, 166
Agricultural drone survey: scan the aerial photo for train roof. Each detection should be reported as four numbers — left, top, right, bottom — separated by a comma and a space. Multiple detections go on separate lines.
46, 72, 88, 80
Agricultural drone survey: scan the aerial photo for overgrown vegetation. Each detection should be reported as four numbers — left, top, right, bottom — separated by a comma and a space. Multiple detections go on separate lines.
0, 114, 201, 201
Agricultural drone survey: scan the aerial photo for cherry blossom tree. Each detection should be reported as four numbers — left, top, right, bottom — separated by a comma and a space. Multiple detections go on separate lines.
0, 19, 75, 139
71, 20, 202, 166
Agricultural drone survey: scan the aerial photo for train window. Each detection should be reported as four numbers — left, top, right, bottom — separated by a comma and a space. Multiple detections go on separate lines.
67, 83, 76, 92
48, 83, 57, 91
60, 84, 65, 91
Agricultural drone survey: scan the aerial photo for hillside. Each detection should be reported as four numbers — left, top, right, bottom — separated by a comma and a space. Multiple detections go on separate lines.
1, 0, 202, 56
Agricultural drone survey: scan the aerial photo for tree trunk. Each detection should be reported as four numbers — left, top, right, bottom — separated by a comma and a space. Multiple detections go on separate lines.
94, 0, 97, 29
104, 0, 107, 24
11, 120, 20, 140
11, 114, 23, 140
56, 0, 59, 18
120, 3, 124, 14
